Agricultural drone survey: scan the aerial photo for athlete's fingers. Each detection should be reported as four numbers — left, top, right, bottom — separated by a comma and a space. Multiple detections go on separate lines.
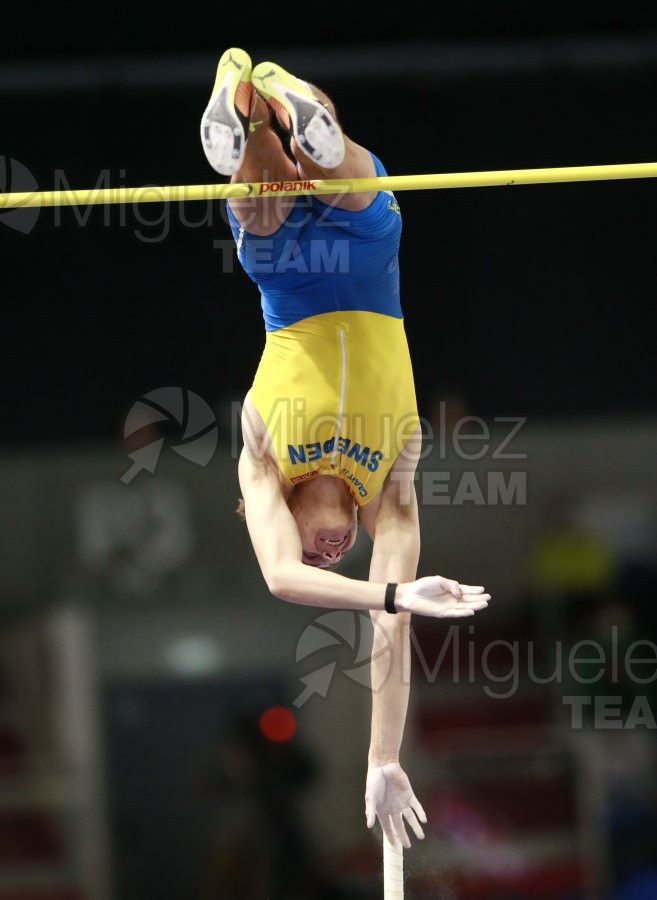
440, 578, 461, 599
392, 812, 411, 849
410, 795, 427, 823
365, 800, 376, 829
402, 806, 425, 840
431, 576, 461, 597
381, 814, 401, 849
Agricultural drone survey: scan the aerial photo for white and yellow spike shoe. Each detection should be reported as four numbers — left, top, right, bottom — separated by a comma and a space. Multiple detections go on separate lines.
200, 48, 253, 176
251, 61, 345, 169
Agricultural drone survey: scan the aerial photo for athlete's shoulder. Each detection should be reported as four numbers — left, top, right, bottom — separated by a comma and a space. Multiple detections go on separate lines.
368, 151, 388, 176
240, 393, 272, 469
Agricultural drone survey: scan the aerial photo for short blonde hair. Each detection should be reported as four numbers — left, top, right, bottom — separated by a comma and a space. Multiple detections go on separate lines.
236, 488, 361, 526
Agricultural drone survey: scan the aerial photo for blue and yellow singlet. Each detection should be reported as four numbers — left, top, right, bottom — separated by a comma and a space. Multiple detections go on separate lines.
229, 153, 419, 506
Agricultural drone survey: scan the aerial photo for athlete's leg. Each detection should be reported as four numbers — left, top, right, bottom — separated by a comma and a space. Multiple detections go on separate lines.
252, 62, 377, 212
200, 48, 254, 179
201, 50, 378, 231
200, 48, 299, 236
291, 83, 378, 212
227, 96, 300, 236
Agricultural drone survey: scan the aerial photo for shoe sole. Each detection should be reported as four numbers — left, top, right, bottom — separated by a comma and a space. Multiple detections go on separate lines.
251, 62, 345, 169
200, 48, 252, 176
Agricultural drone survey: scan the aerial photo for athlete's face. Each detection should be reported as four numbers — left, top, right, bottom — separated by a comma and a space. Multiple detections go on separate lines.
289, 477, 358, 567
300, 523, 358, 567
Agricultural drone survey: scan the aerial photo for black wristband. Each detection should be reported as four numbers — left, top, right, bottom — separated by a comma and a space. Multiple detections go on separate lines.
385, 582, 398, 614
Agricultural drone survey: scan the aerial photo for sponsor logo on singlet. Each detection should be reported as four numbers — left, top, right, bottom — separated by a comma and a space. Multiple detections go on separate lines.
385, 190, 400, 214
341, 468, 369, 498
290, 471, 319, 485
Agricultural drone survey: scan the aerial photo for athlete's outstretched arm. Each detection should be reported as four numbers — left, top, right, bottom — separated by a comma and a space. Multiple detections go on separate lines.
238, 448, 491, 616
360, 424, 491, 849
359, 475, 425, 850
358, 425, 436, 849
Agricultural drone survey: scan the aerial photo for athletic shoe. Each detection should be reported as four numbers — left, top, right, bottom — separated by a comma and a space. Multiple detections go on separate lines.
251, 61, 345, 169
200, 47, 253, 176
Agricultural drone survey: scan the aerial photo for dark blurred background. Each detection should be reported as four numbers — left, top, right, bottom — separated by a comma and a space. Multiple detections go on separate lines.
2, 5, 657, 900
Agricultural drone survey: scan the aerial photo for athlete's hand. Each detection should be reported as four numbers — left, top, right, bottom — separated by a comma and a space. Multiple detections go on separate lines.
397, 575, 490, 618
365, 762, 427, 849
